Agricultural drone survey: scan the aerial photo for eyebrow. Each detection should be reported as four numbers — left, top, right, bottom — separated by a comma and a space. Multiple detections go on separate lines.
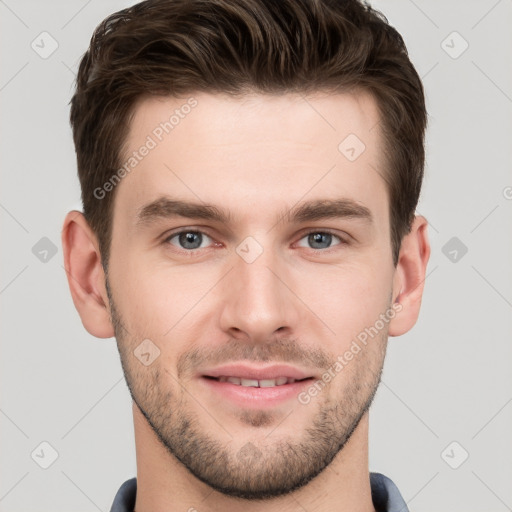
135, 196, 373, 227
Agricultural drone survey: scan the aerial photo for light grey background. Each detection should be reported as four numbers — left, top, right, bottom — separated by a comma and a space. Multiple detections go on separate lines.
1, 1, 511, 511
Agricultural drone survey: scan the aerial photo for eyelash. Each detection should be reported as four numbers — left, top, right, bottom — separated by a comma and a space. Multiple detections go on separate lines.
162, 228, 349, 254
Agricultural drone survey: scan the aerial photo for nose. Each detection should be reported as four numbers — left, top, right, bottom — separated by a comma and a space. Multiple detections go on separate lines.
218, 244, 300, 342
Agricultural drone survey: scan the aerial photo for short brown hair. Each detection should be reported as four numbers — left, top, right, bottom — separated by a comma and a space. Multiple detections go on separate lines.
70, 0, 427, 267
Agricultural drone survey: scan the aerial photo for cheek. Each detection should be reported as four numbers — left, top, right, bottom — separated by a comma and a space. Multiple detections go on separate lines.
294, 260, 393, 343
112, 256, 216, 340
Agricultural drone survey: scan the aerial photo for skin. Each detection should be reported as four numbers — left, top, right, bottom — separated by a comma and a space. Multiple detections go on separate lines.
62, 91, 430, 512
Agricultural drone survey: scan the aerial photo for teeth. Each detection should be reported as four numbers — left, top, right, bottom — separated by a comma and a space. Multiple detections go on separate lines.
218, 376, 299, 387
259, 379, 277, 387
240, 378, 259, 387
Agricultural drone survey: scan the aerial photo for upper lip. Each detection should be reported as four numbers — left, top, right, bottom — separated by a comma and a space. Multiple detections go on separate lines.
201, 363, 314, 381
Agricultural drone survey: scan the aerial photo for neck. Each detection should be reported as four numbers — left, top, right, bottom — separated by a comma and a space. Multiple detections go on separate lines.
132, 403, 376, 512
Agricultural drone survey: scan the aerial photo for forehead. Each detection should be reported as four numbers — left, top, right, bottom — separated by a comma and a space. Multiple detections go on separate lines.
126, 90, 382, 154
114, 91, 388, 230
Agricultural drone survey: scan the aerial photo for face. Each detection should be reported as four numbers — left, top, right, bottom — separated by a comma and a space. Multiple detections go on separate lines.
106, 91, 397, 499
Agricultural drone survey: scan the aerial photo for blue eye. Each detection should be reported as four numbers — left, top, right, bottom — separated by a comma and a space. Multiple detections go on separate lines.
163, 229, 346, 253
297, 231, 344, 250
165, 230, 213, 250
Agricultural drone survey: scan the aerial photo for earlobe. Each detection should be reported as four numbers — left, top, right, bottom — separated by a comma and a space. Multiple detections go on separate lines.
61, 211, 115, 338
388, 215, 431, 337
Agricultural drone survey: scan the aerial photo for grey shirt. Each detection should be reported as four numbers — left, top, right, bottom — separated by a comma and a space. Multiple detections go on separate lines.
110, 472, 409, 512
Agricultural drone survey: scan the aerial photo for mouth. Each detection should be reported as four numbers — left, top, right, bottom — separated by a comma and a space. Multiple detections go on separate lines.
198, 364, 317, 408
203, 375, 312, 387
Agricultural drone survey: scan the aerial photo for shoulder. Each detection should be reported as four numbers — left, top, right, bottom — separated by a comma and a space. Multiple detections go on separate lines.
370, 472, 409, 512
110, 477, 137, 512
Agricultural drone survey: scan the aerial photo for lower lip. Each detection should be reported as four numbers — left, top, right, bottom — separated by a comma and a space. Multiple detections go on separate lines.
199, 377, 314, 408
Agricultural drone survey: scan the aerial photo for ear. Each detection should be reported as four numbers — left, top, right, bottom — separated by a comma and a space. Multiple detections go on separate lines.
388, 215, 430, 337
61, 211, 114, 338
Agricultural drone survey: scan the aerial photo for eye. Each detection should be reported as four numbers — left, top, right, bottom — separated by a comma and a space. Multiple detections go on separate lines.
164, 230, 214, 251
162, 228, 348, 254
296, 230, 346, 250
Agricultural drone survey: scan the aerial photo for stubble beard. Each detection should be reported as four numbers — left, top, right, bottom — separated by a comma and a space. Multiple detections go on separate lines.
106, 281, 387, 500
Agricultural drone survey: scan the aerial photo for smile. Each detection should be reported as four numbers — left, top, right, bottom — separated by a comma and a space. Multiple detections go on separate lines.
207, 376, 310, 387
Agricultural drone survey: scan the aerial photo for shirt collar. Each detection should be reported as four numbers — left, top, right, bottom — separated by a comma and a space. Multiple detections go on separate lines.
110, 472, 409, 512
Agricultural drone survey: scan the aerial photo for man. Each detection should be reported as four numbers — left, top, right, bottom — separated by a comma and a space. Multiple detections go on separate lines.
62, 0, 430, 511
